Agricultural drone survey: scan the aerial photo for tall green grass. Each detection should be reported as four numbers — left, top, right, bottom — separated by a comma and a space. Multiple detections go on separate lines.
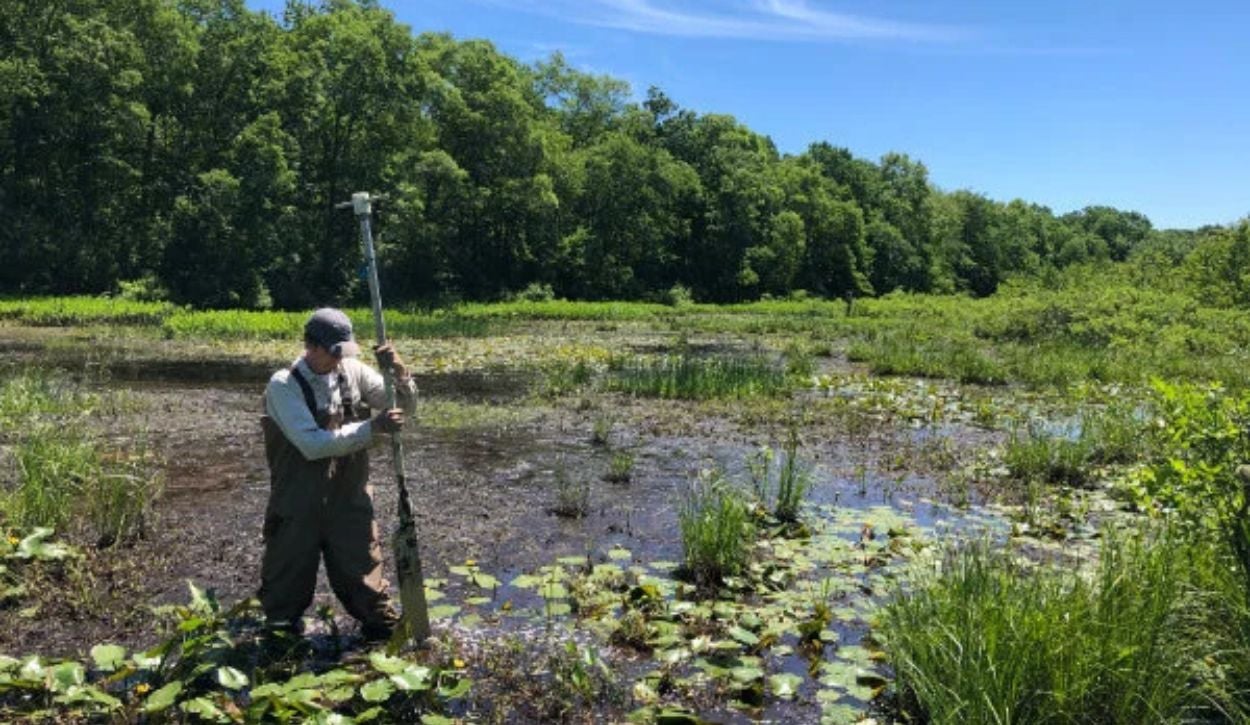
0, 373, 97, 428
162, 308, 491, 340
0, 296, 174, 326
746, 429, 813, 523
880, 529, 1225, 724
848, 329, 1006, 385
607, 354, 791, 400
1004, 403, 1148, 488
678, 469, 753, 589
0, 372, 159, 545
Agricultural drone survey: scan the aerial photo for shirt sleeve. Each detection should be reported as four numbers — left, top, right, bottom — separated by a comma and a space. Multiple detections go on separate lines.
265, 373, 375, 460
355, 359, 417, 414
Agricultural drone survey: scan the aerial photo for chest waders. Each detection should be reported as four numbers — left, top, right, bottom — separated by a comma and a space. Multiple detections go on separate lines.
258, 365, 399, 633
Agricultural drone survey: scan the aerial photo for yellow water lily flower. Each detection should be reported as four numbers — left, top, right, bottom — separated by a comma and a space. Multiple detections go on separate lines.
135, 683, 151, 695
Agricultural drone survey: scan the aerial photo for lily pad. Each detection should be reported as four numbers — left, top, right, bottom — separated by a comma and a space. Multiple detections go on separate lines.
90, 644, 126, 672
359, 678, 395, 703
390, 666, 432, 692
428, 604, 461, 620
769, 672, 803, 699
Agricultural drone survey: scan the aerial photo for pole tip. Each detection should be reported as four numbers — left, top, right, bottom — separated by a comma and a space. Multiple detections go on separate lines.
351, 192, 371, 216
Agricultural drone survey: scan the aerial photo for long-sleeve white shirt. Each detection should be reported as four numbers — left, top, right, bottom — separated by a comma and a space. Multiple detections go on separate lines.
264, 356, 417, 461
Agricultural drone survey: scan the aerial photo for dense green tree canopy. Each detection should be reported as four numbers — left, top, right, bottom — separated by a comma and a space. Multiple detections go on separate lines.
4, 0, 1237, 309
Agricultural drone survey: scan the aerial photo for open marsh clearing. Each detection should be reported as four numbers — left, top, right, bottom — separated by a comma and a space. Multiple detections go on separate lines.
0, 298, 1242, 723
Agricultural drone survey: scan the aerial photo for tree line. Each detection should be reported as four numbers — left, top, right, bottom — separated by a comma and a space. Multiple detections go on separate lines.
0, 0, 1243, 309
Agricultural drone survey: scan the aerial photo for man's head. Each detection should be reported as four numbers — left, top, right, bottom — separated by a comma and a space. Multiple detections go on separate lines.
303, 308, 360, 372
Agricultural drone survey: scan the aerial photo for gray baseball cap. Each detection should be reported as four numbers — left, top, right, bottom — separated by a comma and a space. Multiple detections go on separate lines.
304, 308, 361, 357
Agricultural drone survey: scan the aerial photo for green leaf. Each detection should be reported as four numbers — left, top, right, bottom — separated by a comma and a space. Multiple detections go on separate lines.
608, 547, 633, 561
18, 657, 44, 682
216, 666, 248, 690
132, 650, 162, 670
821, 701, 862, 725
437, 675, 471, 699
539, 582, 568, 599
471, 572, 500, 589
90, 644, 126, 672
655, 706, 702, 724
389, 666, 432, 691
181, 696, 231, 723
359, 678, 395, 703
48, 661, 85, 693
54, 684, 123, 710
728, 626, 759, 647
509, 574, 543, 589
428, 604, 461, 620
368, 652, 408, 675
768, 673, 803, 699
730, 665, 765, 684
14, 528, 74, 561
544, 602, 572, 616
143, 681, 183, 713
421, 715, 455, 725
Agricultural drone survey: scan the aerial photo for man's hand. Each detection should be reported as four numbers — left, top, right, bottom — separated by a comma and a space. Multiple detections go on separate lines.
372, 408, 405, 434
1237, 464, 1250, 483
374, 342, 409, 380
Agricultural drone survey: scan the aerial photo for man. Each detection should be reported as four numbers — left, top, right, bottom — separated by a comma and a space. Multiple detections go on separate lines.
259, 307, 416, 641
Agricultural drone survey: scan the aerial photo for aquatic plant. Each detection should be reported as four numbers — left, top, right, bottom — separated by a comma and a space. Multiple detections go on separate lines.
551, 459, 590, 519
880, 528, 1215, 723
607, 354, 790, 400
677, 468, 753, 589
604, 452, 634, 484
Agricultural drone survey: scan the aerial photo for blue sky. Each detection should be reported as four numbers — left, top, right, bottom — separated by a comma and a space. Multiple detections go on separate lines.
250, 1, 1249, 229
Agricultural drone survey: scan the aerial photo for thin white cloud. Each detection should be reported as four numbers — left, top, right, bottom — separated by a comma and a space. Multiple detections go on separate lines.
476, 0, 969, 43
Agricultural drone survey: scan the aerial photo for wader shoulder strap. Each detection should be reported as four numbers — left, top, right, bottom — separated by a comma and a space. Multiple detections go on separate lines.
289, 365, 318, 419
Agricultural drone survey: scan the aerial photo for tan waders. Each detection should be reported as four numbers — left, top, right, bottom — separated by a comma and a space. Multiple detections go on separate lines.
259, 366, 398, 635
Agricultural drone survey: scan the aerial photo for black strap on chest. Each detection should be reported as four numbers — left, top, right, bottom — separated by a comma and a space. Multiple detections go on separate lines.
289, 365, 318, 419
289, 364, 360, 424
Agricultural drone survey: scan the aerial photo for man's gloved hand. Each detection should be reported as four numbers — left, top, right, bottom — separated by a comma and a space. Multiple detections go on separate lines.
372, 408, 405, 434
374, 342, 409, 380
1236, 464, 1250, 483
